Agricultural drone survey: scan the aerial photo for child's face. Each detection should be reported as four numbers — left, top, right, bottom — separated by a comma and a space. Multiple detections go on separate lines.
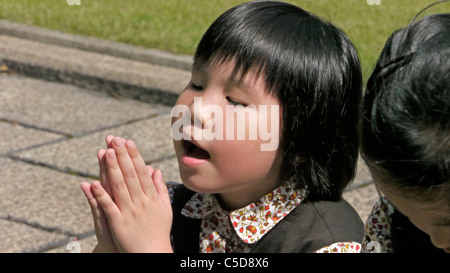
172, 60, 283, 210
378, 183, 450, 252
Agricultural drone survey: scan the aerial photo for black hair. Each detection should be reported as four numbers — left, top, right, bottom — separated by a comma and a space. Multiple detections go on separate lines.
361, 13, 450, 198
194, 1, 363, 201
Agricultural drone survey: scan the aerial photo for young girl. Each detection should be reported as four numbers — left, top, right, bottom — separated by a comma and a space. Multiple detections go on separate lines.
360, 11, 450, 253
81, 1, 364, 253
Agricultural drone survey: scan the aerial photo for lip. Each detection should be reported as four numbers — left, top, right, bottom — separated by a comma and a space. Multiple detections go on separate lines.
182, 154, 209, 167
180, 138, 211, 168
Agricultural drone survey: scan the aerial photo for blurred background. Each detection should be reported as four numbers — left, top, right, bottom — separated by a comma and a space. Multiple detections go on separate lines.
1, 0, 448, 82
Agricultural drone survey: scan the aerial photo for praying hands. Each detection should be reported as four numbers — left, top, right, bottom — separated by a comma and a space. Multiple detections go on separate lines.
80, 135, 173, 253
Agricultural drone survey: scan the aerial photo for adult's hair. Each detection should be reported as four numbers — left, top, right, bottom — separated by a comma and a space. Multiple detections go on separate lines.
194, 1, 363, 201
361, 13, 450, 196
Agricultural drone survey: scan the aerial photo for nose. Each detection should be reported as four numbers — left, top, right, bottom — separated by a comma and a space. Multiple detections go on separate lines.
189, 97, 205, 128
188, 96, 219, 129
429, 227, 450, 252
187, 94, 224, 142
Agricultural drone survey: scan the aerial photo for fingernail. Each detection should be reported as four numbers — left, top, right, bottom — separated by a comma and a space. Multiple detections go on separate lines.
93, 181, 101, 190
107, 149, 116, 160
125, 140, 134, 149
114, 138, 124, 147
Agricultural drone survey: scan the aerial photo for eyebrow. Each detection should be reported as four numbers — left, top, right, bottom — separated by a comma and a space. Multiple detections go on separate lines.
230, 76, 249, 90
192, 62, 208, 73
192, 63, 253, 94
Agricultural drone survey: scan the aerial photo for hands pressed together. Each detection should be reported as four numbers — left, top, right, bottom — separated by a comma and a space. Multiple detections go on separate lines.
80, 135, 173, 253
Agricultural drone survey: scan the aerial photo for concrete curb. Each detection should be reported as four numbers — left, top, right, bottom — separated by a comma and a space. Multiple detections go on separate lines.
2, 58, 181, 106
0, 20, 193, 106
0, 20, 193, 71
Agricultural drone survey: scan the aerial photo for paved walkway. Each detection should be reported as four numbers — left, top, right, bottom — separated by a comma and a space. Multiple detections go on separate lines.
0, 21, 378, 253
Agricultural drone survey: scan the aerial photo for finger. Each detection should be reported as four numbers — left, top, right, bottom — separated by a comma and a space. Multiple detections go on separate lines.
111, 137, 144, 202
152, 169, 167, 195
103, 135, 127, 197
91, 181, 121, 220
105, 148, 133, 211
101, 134, 123, 198
98, 149, 113, 199
80, 182, 110, 233
152, 169, 172, 212
105, 135, 116, 149
80, 181, 97, 208
106, 135, 127, 149
146, 165, 155, 177
125, 140, 155, 197
146, 166, 156, 196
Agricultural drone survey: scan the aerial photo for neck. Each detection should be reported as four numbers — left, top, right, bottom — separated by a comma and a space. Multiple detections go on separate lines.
215, 181, 281, 211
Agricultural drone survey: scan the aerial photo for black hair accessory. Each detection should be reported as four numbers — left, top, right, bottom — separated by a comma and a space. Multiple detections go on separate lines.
376, 52, 414, 79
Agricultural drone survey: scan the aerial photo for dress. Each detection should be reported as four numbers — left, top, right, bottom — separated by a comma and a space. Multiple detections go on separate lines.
168, 181, 364, 253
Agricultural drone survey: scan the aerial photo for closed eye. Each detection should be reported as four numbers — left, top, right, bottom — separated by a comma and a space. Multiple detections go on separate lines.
190, 82, 203, 91
226, 96, 247, 107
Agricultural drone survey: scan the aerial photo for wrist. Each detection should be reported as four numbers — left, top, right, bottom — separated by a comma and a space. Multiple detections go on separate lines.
121, 238, 173, 253
93, 243, 119, 253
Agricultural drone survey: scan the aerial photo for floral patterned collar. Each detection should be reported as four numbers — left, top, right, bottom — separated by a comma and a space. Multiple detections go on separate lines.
181, 181, 307, 252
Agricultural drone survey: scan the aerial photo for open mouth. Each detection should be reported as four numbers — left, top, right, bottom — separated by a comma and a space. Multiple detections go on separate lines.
183, 140, 211, 159
182, 140, 211, 166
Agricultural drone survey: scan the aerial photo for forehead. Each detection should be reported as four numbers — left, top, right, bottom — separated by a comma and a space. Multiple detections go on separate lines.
378, 182, 450, 225
193, 59, 269, 95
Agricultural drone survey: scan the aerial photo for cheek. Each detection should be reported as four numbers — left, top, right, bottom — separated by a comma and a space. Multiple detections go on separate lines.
171, 91, 196, 139
212, 139, 279, 179
174, 90, 195, 110
221, 107, 280, 148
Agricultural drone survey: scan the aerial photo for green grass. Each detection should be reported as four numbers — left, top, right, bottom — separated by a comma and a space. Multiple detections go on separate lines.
0, 0, 448, 81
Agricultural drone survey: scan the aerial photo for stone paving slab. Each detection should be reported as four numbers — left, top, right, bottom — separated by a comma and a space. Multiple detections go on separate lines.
0, 121, 63, 156
351, 157, 372, 189
0, 218, 68, 253
0, 74, 168, 136
343, 183, 378, 223
14, 114, 175, 178
0, 157, 94, 240
45, 235, 98, 253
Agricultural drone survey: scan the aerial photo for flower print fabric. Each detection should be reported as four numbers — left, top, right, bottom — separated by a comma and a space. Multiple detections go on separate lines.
181, 181, 307, 253
314, 241, 361, 253
167, 181, 363, 253
361, 196, 394, 253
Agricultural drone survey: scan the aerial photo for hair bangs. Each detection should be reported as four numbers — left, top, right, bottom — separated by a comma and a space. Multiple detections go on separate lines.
193, 1, 313, 97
